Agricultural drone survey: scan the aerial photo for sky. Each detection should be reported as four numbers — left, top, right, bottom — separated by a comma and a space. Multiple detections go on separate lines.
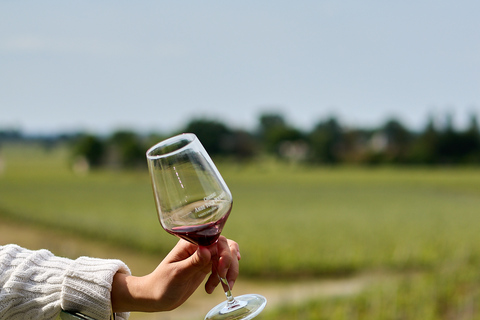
1, 1, 479, 135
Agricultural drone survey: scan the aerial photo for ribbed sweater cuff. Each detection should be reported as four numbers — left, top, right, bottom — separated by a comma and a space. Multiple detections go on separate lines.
61, 256, 131, 320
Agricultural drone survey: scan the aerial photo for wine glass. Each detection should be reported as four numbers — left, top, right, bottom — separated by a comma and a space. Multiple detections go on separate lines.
146, 133, 267, 320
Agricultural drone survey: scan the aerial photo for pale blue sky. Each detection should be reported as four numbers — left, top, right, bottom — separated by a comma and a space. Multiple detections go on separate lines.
1, 1, 479, 135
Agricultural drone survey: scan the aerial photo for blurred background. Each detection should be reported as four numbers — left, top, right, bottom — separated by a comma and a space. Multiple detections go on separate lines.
1, 1, 480, 319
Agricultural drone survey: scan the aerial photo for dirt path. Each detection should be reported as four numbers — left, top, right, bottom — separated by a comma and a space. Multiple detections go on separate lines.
0, 218, 376, 320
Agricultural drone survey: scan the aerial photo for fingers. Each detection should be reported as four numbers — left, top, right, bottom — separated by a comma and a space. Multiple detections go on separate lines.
164, 239, 199, 263
204, 272, 218, 294
166, 237, 241, 295
226, 242, 240, 289
216, 236, 233, 279
204, 236, 241, 294
228, 239, 241, 261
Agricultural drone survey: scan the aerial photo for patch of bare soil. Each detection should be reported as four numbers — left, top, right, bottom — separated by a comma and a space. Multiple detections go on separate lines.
0, 218, 377, 320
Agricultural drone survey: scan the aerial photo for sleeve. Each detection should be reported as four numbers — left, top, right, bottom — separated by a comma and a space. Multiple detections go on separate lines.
0, 244, 131, 320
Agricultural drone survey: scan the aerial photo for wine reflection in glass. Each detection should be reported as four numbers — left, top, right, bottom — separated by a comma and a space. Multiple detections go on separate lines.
146, 133, 267, 320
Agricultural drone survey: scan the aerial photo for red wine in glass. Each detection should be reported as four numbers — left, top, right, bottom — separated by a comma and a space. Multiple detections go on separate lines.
167, 205, 231, 247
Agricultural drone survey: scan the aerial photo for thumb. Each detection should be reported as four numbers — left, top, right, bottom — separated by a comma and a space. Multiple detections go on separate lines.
188, 246, 212, 272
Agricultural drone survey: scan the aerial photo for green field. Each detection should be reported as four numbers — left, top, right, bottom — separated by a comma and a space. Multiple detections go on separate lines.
1, 143, 480, 319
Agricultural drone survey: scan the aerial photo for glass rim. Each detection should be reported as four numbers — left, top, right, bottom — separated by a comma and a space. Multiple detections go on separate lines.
146, 133, 197, 160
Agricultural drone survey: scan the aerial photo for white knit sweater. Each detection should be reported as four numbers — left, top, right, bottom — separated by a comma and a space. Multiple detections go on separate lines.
0, 244, 131, 320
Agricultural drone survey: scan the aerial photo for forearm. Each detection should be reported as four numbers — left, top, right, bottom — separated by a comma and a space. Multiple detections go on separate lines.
111, 273, 146, 313
111, 270, 177, 313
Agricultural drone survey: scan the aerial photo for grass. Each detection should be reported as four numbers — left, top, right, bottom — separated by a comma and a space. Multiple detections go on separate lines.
259, 257, 480, 320
0, 144, 167, 247
1, 143, 480, 276
2, 143, 480, 319
223, 164, 480, 278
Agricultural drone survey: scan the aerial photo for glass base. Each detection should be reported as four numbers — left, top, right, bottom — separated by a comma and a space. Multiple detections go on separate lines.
204, 294, 267, 320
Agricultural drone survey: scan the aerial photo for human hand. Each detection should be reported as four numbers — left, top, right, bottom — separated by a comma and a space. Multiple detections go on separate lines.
111, 236, 240, 313
204, 235, 241, 294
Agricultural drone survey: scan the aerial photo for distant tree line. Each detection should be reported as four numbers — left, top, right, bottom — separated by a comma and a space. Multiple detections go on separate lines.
2, 111, 480, 170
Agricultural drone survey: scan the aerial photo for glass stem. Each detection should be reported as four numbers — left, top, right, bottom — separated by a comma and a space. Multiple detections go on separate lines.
218, 275, 235, 303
